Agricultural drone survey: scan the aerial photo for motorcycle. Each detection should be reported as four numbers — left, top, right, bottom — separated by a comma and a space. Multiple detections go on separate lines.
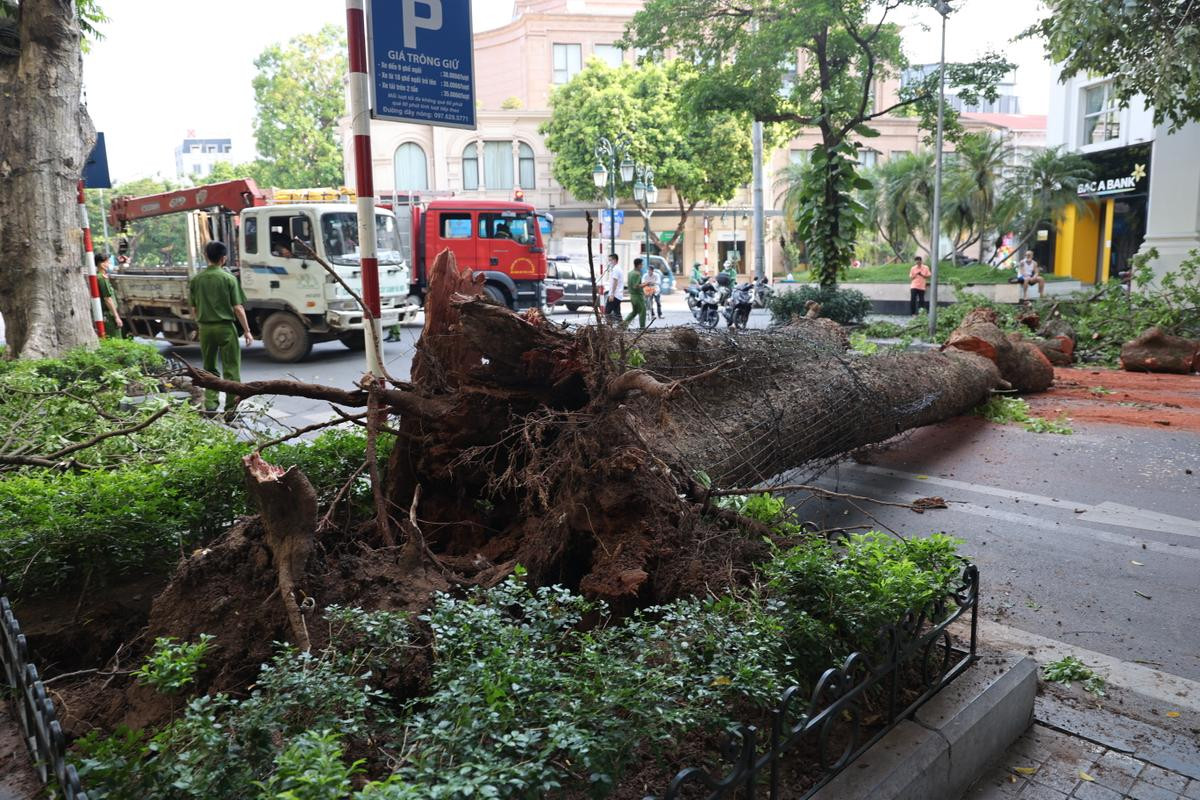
752, 276, 774, 309
723, 282, 754, 330
685, 283, 703, 318
695, 282, 726, 329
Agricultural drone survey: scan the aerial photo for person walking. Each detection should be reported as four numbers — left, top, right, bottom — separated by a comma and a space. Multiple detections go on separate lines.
624, 257, 647, 328
189, 240, 253, 419
601, 253, 624, 321
1016, 250, 1046, 300
95, 253, 128, 338
909, 255, 931, 315
644, 259, 662, 320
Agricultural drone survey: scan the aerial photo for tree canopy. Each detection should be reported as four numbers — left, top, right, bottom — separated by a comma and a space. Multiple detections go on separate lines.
624, 0, 1011, 285
540, 58, 753, 256
250, 24, 347, 188
1032, 0, 1200, 131
87, 178, 189, 266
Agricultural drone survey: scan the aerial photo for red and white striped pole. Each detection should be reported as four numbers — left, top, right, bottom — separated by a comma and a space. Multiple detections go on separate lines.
702, 215, 710, 270
78, 179, 106, 338
346, 0, 383, 376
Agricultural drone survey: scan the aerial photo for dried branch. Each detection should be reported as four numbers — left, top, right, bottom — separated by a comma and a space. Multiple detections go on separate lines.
255, 410, 369, 453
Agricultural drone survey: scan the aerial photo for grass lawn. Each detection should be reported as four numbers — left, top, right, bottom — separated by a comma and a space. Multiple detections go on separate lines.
785, 262, 1073, 284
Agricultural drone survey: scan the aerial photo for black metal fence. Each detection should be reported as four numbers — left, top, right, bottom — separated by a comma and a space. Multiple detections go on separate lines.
0, 579, 89, 800
646, 562, 979, 800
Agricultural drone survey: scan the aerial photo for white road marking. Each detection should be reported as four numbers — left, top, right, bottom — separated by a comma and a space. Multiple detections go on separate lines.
838, 464, 1200, 539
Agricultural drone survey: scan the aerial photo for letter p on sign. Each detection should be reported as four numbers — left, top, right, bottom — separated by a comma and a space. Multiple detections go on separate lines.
402, 0, 443, 49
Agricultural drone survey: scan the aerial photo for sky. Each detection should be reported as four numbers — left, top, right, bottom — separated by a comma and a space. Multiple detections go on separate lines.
81, 0, 1049, 184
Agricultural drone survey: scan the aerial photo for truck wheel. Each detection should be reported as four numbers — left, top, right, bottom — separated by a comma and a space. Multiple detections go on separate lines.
483, 284, 511, 308
261, 312, 312, 362
338, 331, 366, 351
565, 303, 580, 313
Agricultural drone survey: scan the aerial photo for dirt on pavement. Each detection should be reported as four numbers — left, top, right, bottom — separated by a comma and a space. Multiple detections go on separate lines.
1027, 367, 1200, 432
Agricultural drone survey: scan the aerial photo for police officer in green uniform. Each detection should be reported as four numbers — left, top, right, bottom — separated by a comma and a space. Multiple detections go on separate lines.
624, 257, 647, 329
189, 241, 253, 416
95, 252, 127, 338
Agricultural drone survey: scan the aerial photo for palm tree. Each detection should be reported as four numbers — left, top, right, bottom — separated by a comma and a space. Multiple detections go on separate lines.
950, 132, 1014, 262
861, 160, 914, 262
882, 151, 936, 258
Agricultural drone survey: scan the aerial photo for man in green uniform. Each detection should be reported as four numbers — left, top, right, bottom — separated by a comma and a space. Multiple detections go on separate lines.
189, 241, 253, 417
624, 257, 647, 329
95, 253, 127, 338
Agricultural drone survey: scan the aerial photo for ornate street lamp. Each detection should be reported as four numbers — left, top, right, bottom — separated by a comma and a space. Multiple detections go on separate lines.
632, 163, 657, 274
594, 135, 632, 257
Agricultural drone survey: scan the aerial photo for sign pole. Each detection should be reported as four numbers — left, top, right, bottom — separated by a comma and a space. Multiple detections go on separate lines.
346, 0, 384, 377
77, 180, 105, 338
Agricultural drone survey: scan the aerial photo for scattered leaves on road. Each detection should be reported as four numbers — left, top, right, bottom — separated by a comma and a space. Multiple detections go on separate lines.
1134, 590, 1153, 600
1079, 770, 1095, 782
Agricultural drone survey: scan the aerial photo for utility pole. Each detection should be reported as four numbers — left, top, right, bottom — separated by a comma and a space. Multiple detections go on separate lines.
927, 0, 951, 339
752, 120, 766, 280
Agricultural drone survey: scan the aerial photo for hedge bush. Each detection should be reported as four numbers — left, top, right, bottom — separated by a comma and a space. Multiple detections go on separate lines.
0, 341, 386, 597
768, 285, 873, 325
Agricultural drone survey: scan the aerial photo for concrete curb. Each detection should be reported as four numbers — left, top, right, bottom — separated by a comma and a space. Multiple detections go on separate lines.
813, 653, 1037, 800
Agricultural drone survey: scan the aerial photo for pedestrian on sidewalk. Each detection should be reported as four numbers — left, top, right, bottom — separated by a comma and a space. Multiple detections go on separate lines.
95, 253, 128, 338
644, 260, 662, 320
601, 253, 624, 322
624, 258, 647, 328
189, 240, 253, 419
909, 255, 931, 315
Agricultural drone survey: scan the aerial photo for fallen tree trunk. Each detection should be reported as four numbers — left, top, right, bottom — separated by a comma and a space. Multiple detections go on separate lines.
189, 251, 1006, 608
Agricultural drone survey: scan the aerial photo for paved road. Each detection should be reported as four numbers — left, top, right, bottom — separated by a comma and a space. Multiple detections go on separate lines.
799, 415, 1200, 682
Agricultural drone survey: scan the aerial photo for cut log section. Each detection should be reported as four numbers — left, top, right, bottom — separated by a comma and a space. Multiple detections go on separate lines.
941, 308, 1054, 392
1120, 327, 1200, 374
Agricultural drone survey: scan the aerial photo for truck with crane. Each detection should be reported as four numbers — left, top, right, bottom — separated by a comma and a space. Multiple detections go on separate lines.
107, 180, 559, 362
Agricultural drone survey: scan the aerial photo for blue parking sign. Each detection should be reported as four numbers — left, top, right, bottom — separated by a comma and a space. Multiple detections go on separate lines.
367, 0, 476, 129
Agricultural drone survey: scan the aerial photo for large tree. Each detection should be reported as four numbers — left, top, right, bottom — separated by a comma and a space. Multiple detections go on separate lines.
625, 0, 1010, 286
250, 24, 346, 188
0, 0, 105, 358
1032, 0, 1200, 131
540, 58, 753, 260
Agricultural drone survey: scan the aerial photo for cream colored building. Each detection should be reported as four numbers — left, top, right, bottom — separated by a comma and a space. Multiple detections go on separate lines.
344, 0, 1040, 276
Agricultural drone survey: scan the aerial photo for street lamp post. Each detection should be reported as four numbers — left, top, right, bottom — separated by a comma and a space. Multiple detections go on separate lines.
593, 136, 633, 258
927, 0, 951, 339
632, 163, 658, 272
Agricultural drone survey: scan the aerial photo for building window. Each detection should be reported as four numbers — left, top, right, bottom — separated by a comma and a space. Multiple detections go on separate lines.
483, 141, 514, 189
553, 43, 582, 84
891, 150, 911, 161
462, 144, 479, 190
244, 217, 258, 255
394, 142, 429, 191
857, 148, 878, 168
788, 149, 810, 165
518, 142, 535, 189
593, 44, 623, 68
1082, 82, 1120, 145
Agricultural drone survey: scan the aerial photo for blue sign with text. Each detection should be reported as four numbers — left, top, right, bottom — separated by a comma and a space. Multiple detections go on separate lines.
600, 209, 625, 225
368, 0, 476, 129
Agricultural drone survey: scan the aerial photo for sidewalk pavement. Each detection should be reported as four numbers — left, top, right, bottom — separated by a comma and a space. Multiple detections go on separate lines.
964, 722, 1200, 800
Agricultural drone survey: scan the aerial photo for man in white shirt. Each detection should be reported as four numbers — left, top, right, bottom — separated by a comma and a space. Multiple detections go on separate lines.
1016, 250, 1046, 300
601, 253, 624, 321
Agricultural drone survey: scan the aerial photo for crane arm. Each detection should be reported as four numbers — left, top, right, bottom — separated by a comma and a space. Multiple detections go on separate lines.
108, 179, 270, 228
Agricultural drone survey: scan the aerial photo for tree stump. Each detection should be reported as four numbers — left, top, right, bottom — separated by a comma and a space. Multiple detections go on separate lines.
1120, 327, 1200, 374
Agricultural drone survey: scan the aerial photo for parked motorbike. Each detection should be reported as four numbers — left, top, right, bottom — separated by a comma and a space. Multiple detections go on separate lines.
695, 282, 726, 329
723, 282, 754, 330
752, 276, 774, 309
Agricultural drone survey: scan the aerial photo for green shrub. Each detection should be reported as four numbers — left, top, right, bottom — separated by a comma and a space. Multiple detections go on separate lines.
767, 285, 873, 325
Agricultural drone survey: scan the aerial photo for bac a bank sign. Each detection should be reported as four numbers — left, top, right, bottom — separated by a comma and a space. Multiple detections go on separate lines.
368, 0, 476, 129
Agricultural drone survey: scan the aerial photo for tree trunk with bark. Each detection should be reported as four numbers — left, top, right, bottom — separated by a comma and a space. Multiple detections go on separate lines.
1120, 327, 1200, 374
0, 0, 97, 358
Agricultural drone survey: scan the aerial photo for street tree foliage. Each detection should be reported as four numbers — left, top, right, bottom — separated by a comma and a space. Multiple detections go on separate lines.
86, 178, 189, 266
250, 24, 347, 188
541, 58, 753, 259
0, 0, 106, 358
1031, 0, 1200, 131
625, 0, 1011, 286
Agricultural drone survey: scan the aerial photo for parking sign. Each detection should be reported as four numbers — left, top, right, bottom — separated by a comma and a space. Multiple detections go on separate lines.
367, 0, 476, 129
